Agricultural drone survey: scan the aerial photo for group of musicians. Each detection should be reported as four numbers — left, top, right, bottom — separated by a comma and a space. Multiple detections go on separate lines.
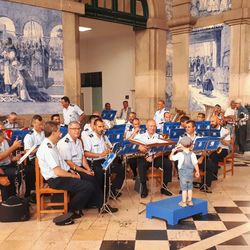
0, 96, 249, 218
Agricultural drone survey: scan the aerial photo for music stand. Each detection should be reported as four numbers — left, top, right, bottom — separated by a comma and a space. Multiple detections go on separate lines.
118, 141, 139, 196
10, 130, 31, 145
195, 121, 210, 130
101, 110, 117, 121
100, 152, 117, 215
60, 126, 68, 137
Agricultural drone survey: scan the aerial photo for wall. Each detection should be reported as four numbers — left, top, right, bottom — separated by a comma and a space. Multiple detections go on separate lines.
79, 17, 135, 114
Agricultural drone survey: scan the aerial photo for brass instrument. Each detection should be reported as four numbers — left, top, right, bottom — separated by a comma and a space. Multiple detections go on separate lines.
203, 104, 215, 121
216, 131, 230, 154
171, 108, 186, 122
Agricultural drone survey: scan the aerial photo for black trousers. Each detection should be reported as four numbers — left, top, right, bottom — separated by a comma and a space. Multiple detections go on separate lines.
88, 157, 125, 194
24, 158, 36, 197
235, 125, 247, 153
197, 156, 216, 187
137, 156, 172, 186
127, 158, 138, 177
0, 163, 17, 201
78, 171, 103, 208
47, 177, 94, 212
210, 149, 229, 176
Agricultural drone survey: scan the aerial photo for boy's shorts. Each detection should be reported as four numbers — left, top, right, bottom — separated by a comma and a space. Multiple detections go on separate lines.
180, 178, 193, 191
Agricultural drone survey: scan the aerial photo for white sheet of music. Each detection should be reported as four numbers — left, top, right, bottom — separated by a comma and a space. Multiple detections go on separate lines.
17, 145, 37, 165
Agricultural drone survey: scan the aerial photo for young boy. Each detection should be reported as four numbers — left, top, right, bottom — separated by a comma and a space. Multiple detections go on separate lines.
170, 136, 200, 207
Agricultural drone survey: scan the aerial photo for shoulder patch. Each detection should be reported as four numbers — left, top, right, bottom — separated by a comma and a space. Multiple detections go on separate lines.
3, 120, 7, 124
65, 138, 69, 143
89, 134, 93, 138
47, 143, 52, 148
84, 128, 89, 131
29, 130, 34, 135
70, 104, 75, 107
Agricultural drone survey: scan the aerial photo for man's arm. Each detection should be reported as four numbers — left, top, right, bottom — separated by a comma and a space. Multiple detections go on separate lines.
84, 150, 109, 159
53, 166, 80, 179
0, 139, 22, 161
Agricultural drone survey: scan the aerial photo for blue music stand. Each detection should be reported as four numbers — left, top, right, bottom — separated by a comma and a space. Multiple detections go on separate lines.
210, 129, 220, 138
139, 125, 146, 133
60, 126, 68, 137
197, 129, 211, 137
169, 128, 185, 139
113, 124, 126, 130
163, 122, 180, 135
105, 129, 124, 144
119, 141, 139, 156
195, 121, 210, 130
10, 130, 31, 145
101, 110, 117, 121
206, 138, 220, 151
193, 137, 208, 151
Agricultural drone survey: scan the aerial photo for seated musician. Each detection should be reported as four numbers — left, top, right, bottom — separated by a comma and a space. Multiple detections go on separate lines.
133, 119, 173, 198
3, 112, 20, 129
164, 111, 172, 122
179, 116, 190, 129
81, 115, 99, 141
23, 115, 45, 202
125, 112, 136, 134
124, 118, 141, 179
179, 120, 216, 193
209, 116, 231, 179
0, 130, 22, 201
57, 121, 107, 212
83, 118, 124, 202
197, 113, 205, 122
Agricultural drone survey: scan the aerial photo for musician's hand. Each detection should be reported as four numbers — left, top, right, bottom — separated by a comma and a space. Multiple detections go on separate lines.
100, 150, 109, 157
12, 139, 22, 150
0, 176, 10, 186
195, 171, 200, 178
74, 173, 81, 179
85, 169, 94, 176
145, 156, 153, 162
139, 145, 148, 153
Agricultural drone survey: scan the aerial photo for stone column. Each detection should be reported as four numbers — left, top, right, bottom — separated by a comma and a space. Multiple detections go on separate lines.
62, 12, 81, 105
134, 27, 167, 120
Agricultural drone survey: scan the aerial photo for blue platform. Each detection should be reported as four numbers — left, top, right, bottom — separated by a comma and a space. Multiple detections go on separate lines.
146, 196, 208, 225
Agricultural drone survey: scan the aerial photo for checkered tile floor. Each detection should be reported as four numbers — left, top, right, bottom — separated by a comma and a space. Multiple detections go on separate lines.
0, 153, 250, 250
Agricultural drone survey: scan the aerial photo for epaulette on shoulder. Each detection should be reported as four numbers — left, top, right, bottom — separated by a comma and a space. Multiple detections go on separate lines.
70, 104, 75, 107
84, 128, 89, 131
89, 133, 93, 138
29, 130, 34, 135
65, 138, 69, 143
3, 120, 7, 125
47, 142, 52, 148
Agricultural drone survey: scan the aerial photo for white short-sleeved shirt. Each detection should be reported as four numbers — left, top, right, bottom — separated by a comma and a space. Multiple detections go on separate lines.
81, 126, 93, 143
83, 132, 111, 161
63, 104, 84, 126
125, 121, 133, 132
224, 107, 236, 117
171, 151, 198, 170
23, 129, 45, 150
154, 108, 168, 129
57, 133, 83, 166
0, 139, 11, 166
37, 138, 70, 180
219, 127, 230, 150
3, 119, 19, 129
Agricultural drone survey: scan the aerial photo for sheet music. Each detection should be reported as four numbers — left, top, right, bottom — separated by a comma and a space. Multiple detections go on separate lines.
17, 145, 37, 165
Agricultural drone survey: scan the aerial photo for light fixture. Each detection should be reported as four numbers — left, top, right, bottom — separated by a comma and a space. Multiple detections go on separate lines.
79, 26, 92, 32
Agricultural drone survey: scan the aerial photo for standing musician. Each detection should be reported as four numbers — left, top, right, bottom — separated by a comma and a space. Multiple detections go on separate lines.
83, 118, 124, 203
179, 120, 216, 193
235, 98, 249, 154
209, 116, 231, 179
134, 119, 173, 198
37, 121, 95, 218
154, 100, 168, 130
23, 115, 45, 202
224, 100, 237, 135
57, 121, 106, 211
60, 96, 85, 127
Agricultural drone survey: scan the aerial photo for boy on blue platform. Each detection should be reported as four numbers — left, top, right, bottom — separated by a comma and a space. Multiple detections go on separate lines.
170, 136, 200, 207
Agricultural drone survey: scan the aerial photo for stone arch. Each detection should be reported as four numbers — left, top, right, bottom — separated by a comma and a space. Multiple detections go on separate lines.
147, 0, 166, 20
0, 16, 16, 41
23, 20, 44, 42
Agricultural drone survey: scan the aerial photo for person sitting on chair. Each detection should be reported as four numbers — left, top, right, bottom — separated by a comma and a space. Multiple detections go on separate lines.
134, 119, 173, 198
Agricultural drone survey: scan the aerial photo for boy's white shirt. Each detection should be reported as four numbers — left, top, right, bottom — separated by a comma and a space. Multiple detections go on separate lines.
171, 151, 198, 170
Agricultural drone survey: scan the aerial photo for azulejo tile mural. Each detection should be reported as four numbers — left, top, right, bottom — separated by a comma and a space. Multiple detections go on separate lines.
189, 24, 230, 112
0, 0, 64, 114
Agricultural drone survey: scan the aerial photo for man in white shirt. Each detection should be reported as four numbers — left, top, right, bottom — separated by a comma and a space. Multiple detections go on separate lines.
3, 112, 20, 129
154, 100, 168, 130
23, 115, 45, 200
37, 121, 95, 218
134, 119, 173, 198
60, 96, 85, 126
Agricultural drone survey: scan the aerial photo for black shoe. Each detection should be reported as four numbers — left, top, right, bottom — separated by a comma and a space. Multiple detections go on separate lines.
141, 184, 148, 198
99, 205, 118, 214
71, 210, 83, 219
193, 182, 201, 189
160, 188, 173, 196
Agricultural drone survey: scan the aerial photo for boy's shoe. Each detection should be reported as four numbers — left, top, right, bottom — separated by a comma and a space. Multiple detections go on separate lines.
187, 200, 193, 206
178, 201, 187, 208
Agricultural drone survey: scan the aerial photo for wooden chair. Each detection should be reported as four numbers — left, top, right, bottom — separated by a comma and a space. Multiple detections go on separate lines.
147, 167, 163, 186
218, 137, 235, 178
35, 159, 68, 221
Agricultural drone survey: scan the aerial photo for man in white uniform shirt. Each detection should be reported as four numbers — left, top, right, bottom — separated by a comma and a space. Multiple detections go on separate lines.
37, 121, 95, 218
84, 118, 124, 204
209, 116, 231, 179
134, 119, 172, 198
60, 96, 85, 126
154, 100, 168, 130
23, 115, 45, 201
57, 121, 103, 210
3, 112, 20, 129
